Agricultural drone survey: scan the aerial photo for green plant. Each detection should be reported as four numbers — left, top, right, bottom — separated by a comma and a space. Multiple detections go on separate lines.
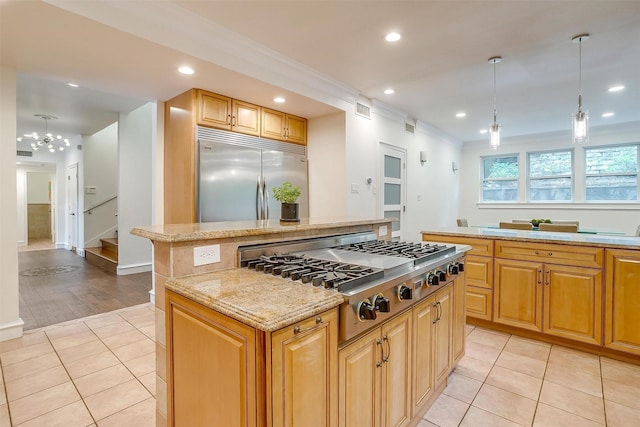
272, 181, 301, 204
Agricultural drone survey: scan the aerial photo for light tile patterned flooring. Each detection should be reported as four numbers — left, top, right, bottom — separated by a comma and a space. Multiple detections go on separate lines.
2, 308, 640, 426
0, 303, 155, 427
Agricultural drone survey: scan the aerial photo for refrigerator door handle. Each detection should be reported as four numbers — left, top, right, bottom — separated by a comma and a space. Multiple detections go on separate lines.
263, 179, 269, 220
257, 176, 263, 220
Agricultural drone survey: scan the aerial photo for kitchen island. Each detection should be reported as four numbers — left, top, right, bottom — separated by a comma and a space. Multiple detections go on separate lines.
421, 226, 640, 363
132, 217, 466, 427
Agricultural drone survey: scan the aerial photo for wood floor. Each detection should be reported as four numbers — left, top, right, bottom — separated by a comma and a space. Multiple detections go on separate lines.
18, 249, 152, 331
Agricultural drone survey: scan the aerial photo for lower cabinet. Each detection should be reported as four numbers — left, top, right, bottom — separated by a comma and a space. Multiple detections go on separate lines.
338, 311, 412, 427
494, 259, 602, 345
605, 249, 640, 355
167, 290, 337, 427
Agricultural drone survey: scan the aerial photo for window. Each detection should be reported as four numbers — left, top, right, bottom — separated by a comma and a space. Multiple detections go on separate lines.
481, 155, 518, 201
585, 144, 638, 201
528, 150, 573, 201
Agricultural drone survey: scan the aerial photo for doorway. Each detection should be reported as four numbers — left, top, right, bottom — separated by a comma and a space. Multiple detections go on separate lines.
67, 163, 79, 252
380, 143, 406, 240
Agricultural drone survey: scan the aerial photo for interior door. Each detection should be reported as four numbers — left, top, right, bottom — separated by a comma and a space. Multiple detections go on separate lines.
380, 144, 406, 240
67, 163, 78, 251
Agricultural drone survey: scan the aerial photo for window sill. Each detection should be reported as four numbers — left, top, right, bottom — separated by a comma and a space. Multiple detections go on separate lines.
477, 202, 640, 210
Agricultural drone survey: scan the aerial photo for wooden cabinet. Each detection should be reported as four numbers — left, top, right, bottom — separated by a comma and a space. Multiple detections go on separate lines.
411, 296, 435, 418
262, 108, 307, 145
451, 275, 466, 366
197, 90, 261, 136
338, 311, 412, 427
433, 287, 452, 386
271, 311, 338, 427
605, 249, 640, 355
167, 290, 337, 427
494, 242, 603, 345
422, 234, 493, 321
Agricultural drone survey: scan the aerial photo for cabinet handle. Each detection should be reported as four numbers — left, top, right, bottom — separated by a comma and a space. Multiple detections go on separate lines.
432, 303, 439, 324
545, 270, 550, 285
376, 339, 383, 367
232, 115, 237, 126
293, 316, 323, 334
548, 252, 553, 256
537, 268, 542, 284
534, 250, 539, 255
382, 335, 390, 363
227, 114, 231, 125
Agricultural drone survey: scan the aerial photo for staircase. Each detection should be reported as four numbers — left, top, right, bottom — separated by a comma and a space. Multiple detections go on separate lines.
85, 238, 118, 273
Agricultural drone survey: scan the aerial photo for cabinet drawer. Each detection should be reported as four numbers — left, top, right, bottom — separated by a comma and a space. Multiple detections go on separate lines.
495, 241, 603, 268
422, 235, 493, 256
465, 255, 493, 289
466, 287, 492, 321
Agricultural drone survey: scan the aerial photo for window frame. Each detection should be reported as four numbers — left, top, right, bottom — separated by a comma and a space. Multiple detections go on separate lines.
480, 154, 520, 202
526, 148, 575, 202
583, 143, 639, 202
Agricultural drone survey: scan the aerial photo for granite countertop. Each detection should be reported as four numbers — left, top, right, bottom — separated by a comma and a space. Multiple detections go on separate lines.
421, 227, 640, 250
166, 268, 345, 331
131, 217, 388, 242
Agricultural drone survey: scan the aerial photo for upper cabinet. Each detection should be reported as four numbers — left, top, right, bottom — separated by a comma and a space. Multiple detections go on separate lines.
262, 108, 308, 145
196, 90, 261, 137
196, 89, 307, 144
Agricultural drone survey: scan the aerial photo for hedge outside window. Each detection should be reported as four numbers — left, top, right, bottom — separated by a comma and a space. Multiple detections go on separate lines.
482, 155, 518, 201
528, 150, 573, 201
585, 144, 638, 201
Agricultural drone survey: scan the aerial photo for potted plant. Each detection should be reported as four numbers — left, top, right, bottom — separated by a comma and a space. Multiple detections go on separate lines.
272, 181, 301, 222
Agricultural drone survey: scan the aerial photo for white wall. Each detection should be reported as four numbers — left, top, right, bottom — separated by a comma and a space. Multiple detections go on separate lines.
459, 122, 640, 235
342, 100, 464, 242
118, 102, 154, 275
83, 123, 118, 247
27, 172, 51, 203
0, 66, 23, 341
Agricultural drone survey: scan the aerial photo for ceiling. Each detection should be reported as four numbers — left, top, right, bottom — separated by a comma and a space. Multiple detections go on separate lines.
3, 1, 639, 145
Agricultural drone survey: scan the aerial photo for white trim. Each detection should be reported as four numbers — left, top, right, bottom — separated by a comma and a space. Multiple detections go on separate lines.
117, 262, 152, 276
478, 202, 640, 210
0, 318, 24, 342
148, 289, 155, 305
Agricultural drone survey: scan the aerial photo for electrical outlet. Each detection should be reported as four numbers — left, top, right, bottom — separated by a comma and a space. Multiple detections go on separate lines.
193, 245, 220, 266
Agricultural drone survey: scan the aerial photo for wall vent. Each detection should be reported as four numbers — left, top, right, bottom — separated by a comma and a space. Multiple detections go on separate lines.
17, 150, 33, 157
405, 123, 415, 134
356, 102, 371, 119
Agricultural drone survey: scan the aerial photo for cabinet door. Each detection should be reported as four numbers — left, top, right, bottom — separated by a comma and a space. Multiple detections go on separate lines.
381, 311, 412, 427
466, 286, 492, 320
338, 329, 382, 427
271, 309, 337, 427
605, 249, 640, 355
494, 259, 543, 332
451, 275, 466, 365
167, 293, 257, 427
285, 114, 307, 145
261, 108, 286, 141
543, 265, 602, 345
434, 287, 452, 386
232, 100, 261, 136
465, 255, 493, 289
197, 90, 232, 129
411, 296, 435, 418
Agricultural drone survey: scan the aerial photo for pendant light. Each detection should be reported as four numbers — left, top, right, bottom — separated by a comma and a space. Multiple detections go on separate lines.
488, 56, 502, 149
572, 33, 589, 144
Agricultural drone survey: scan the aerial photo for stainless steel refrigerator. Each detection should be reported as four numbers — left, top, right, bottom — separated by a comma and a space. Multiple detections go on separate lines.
195, 127, 308, 222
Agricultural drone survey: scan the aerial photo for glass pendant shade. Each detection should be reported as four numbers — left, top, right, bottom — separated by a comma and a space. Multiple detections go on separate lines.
490, 122, 501, 149
488, 56, 502, 149
573, 109, 589, 143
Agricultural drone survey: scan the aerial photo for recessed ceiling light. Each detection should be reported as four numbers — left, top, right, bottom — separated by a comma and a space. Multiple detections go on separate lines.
385, 32, 401, 42
479, 129, 488, 134
608, 85, 625, 92
602, 112, 615, 118
384, 89, 395, 95
67, 83, 79, 88
178, 66, 194, 75
456, 112, 466, 118
273, 97, 286, 103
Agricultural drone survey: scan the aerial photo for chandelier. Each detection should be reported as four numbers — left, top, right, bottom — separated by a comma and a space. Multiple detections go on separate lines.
17, 114, 70, 153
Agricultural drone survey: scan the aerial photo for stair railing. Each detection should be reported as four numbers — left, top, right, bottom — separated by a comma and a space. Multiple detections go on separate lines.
84, 196, 117, 215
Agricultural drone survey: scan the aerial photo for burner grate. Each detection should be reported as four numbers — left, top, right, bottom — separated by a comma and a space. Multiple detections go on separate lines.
337, 240, 456, 265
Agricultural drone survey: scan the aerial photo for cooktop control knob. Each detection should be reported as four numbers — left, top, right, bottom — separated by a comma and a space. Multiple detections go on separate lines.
372, 294, 391, 313
397, 284, 413, 301
357, 300, 377, 321
449, 264, 459, 275
438, 271, 447, 281
457, 263, 464, 272
427, 272, 439, 286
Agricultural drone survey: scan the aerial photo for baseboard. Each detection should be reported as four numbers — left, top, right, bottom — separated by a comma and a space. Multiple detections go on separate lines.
149, 289, 155, 305
117, 262, 152, 276
0, 318, 25, 342
76, 248, 85, 257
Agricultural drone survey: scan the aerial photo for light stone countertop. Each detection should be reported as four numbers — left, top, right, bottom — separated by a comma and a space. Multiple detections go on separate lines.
166, 268, 345, 331
131, 217, 389, 242
421, 227, 640, 250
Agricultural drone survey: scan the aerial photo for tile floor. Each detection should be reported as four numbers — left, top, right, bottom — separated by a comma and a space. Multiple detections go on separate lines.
2, 308, 640, 426
0, 303, 155, 427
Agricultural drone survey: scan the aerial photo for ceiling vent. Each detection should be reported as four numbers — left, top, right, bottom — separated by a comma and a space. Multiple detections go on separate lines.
356, 102, 371, 119
405, 122, 415, 134
17, 150, 33, 157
